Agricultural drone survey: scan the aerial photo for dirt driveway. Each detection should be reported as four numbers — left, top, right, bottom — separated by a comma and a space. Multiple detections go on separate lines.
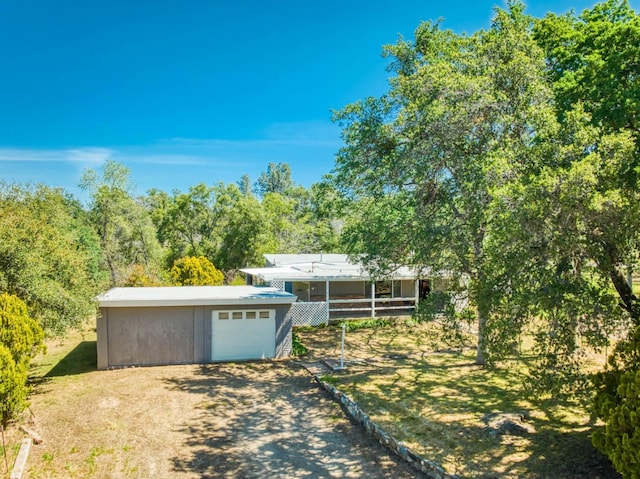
169, 362, 425, 478
21, 349, 426, 479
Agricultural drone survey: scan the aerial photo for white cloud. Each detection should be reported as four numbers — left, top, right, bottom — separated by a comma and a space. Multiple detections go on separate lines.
163, 120, 342, 149
0, 122, 342, 197
0, 147, 113, 166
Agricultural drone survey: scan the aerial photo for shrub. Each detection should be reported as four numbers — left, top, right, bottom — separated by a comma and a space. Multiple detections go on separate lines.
0, 344, 28, 428
291, 333, 308, 357
593, 326, 640, 478
593, 369, 640, 478
123, 264, 165, 287
0, 293, 44, 427
340, 318, 392, 332
170, 256, 224, 286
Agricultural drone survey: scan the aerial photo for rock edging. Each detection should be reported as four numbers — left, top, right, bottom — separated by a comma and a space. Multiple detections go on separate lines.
313, 375, 460, 479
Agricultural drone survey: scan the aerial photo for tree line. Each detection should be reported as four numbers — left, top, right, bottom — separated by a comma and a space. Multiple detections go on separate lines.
0, 160, 344, 429
1, 0, 639, 475
1, 160, 343, 322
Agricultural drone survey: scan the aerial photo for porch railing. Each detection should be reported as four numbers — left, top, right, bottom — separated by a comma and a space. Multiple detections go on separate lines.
288, 297, 416, 326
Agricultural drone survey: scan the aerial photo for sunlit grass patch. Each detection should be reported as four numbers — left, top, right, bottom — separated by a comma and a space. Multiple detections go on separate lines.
298, 320, 617, 478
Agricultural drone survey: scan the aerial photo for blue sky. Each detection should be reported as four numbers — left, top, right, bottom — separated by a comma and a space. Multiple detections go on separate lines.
1, 0, 637, 201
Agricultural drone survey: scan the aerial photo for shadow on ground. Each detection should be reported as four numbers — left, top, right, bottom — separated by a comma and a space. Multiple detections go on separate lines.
165, 361, 426, 479
45, 341, 97, 377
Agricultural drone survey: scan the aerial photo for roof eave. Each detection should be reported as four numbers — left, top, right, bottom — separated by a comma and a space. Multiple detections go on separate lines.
99, 296, 298, 308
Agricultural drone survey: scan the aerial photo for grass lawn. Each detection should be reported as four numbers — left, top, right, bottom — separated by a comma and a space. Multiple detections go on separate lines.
297, 320, 620, 479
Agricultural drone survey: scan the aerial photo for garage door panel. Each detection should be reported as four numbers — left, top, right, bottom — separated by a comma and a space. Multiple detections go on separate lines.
212, 310, 275, 361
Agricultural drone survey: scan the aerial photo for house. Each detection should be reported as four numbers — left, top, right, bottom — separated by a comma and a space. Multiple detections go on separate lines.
241, 254, 426, 326
96, 285, 297, 369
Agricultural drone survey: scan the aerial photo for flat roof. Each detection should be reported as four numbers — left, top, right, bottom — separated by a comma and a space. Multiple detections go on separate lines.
242, 261, 417, 282
264, 253, 350, 266
98, 285, 297, 308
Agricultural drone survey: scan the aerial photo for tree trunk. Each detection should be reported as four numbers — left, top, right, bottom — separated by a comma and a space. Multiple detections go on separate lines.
609, 264, 639, 325
472, 232, 488, 366
476, 311, 487, 366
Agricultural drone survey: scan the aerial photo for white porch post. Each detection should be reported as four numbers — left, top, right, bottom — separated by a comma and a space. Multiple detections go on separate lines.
325, 279, 330, 324
415, 279, 420, 305
371, 282, 375, 318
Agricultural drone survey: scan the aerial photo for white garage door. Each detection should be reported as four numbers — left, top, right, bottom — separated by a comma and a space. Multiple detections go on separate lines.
211, 309, 276, 361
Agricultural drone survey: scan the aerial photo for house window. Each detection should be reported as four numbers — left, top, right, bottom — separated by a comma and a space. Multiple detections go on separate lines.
374, 280, 407, 298
376, 281, 392, 298
393, 280, 402, 298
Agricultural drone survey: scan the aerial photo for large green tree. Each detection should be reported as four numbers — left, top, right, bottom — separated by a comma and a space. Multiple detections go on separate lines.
0, 184, 106, 334
81, 161, 163, 287
210, 183, 270, 273
147, 183, 219, 267
532, 2, 640, 474
148, 182, 270, 277
534, 0, 640, 326
253, 162, 295, 197
333, 2, 553, 364
534, 0, 640, 141
486, 109, 637, 390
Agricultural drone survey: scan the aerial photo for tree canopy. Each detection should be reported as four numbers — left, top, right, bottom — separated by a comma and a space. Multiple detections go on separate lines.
333, 1, 555, 365
0, 183, 107, 334
170, 256, 224, 286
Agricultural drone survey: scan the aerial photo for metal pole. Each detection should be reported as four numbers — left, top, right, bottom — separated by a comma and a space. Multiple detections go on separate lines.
325, 280, 330, 325
371, 282, 375, 318
340, 323, 346, 369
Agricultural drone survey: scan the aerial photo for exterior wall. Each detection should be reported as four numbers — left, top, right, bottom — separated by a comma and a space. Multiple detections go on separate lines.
291, 281, 310, 302
309, 281, 326, 300
96, 309, 109, 370
329, 281, 365, 298
98, 302, 292, 369
274, 303, 293, 358
98, 306, 197, 368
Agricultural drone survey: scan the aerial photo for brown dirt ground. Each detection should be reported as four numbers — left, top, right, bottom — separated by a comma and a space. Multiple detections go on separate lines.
5, 332, 427, 479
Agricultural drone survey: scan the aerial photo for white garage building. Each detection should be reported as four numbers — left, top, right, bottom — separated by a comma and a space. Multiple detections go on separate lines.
96, 285, 297, 369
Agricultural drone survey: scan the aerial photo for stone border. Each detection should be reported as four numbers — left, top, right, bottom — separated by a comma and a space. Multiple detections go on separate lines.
311, 373, 460, 479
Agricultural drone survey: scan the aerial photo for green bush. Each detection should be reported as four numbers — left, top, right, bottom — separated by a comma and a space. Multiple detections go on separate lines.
593, 369, 640, 478
170, 256, 224, 286
0, 344, 28, 428
593, 325, 640, 478
0, 293, 44, 427
291, 333, 308, 357
340, 318, 392, 332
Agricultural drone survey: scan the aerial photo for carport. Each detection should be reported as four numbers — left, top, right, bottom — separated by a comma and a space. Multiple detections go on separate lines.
96, 285, 297, 369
